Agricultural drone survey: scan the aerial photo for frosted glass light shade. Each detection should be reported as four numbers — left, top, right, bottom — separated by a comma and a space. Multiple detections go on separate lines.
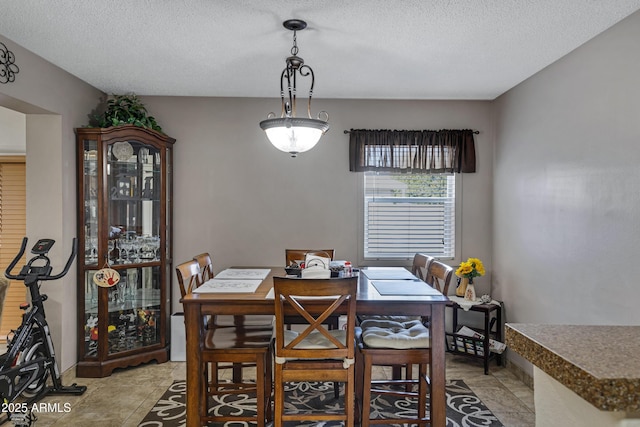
260, 117, 329, 157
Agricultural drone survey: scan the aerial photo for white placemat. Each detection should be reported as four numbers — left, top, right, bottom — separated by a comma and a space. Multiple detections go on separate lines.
214, 268, 271, 280
362, 267, 416, 280
372, 280, 441, 296
194, 278, 263, 293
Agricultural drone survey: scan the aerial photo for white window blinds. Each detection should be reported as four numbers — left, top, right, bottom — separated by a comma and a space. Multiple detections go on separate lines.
364, 172, 455, 259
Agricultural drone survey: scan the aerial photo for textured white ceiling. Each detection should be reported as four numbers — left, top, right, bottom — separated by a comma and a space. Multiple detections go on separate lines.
1, 1, 639, 100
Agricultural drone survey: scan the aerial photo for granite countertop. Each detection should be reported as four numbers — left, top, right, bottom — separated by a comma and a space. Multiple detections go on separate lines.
505, 323, 640, 412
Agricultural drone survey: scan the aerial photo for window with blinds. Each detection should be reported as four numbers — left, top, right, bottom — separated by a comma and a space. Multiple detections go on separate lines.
363, 172, 455, 259
0, 158, 26, 341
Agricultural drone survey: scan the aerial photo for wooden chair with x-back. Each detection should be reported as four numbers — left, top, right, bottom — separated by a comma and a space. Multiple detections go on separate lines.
272, 276, 358, 427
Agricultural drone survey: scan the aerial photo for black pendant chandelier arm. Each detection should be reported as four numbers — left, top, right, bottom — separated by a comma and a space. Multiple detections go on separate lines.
283, 63, 296, 118
299, 65, 314, 119
279, 68, 289, 118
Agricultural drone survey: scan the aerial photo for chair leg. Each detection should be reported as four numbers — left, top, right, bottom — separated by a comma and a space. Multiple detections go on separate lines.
361, 355, 373, 427
232, 363, 243, 384
256, 355, 265, 427
200, 363, 209, 417
406, 363, 414, 391
265, 349, 273, 422
355, 348, 364, 425
345, 366, 355, 427
419, 362, 427, 422
392, 365, 402, 380
274, 364, 284, 427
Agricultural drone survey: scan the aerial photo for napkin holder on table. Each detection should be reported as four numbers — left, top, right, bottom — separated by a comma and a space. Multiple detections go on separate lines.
301, 254, 331, 279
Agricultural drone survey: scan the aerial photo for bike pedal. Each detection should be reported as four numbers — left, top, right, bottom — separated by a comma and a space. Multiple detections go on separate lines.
19, 303, 30, 311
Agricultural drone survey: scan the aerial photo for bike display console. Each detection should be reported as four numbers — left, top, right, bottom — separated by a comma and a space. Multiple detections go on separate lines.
31, 239, 55, 254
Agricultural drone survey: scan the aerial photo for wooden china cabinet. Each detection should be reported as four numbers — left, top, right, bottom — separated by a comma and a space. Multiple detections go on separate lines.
75, 125, 175, 377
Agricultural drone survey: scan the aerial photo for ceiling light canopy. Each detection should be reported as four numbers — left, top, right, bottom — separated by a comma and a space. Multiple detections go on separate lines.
260, 19, 329, 157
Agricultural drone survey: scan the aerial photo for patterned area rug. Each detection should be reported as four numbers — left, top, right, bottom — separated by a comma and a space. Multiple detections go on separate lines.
139, 380, 503, 426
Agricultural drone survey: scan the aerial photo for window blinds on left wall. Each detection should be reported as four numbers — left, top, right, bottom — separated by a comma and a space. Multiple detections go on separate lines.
0, 158, 26, 341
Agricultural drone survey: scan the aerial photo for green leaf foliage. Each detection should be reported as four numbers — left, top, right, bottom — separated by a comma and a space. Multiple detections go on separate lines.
89, 93, 163, 133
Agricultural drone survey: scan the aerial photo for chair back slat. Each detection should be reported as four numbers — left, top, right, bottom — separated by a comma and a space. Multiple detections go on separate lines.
193, 252, 214, 283
273, 276, 356, 361
411, 253, 434, 281
285, 249, 335, 266
175, 260, 202, 298
426, 260, 454, 295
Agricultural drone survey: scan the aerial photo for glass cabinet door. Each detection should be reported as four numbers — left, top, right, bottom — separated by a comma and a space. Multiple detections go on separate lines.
107, 139, 161, 265
83, 140, 99, 266
83, 267, 161, 357
105, 139, 162, 355
106, 267, 161, 355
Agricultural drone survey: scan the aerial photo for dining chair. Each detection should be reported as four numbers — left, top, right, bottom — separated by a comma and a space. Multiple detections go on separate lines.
359, 253, 433, 325
192, 252, 274, 383
411, 253, 434, 282
358, 254, 436, 386
193, 252, 273, 324
272, 276, 358, 427
193, 252, 214, 283
175, 259, 273, 425
357, 318, 432, 426
284, 249, 335, 267
284, 249, 339, 330
176, 259, 201, 298
426, 259, 455, 296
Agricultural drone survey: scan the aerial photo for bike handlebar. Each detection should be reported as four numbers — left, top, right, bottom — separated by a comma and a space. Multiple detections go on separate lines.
4, 237, 28, 280
4, 237, 77, 281
50, 238, 78, 280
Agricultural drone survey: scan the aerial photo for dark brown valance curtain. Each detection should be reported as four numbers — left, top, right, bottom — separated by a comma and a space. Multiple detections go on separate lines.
348, 129, 476, 173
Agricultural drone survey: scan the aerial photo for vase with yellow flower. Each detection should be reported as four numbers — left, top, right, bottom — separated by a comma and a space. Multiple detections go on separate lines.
455, 257, 485, 301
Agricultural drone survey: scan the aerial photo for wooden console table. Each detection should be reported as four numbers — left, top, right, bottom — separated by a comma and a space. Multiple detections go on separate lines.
445, 297, 503, 374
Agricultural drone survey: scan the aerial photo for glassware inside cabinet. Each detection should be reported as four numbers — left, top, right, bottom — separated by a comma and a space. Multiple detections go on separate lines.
83, 139, 99, 266
107, 140, 161, 266
83, 270, 99, 358
106, 266, 161, 355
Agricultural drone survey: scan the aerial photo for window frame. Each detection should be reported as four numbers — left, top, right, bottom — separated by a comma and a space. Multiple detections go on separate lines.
357, 171, 461, 265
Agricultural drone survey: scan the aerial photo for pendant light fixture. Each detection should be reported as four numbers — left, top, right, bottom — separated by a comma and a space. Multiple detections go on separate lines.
259, 19, 329, 157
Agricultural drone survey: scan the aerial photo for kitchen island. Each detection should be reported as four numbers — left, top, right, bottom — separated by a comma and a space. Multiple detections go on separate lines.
506, 323, 640, 427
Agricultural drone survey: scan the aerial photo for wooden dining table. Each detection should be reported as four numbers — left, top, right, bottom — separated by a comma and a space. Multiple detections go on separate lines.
181, 267, 448, 427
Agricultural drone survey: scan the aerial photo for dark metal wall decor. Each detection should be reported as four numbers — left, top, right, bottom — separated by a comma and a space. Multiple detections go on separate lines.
0, 42, 20, 84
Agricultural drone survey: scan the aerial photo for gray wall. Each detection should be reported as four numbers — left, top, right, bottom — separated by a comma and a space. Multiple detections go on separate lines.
0, 106, 25, 154
142, 96, 495, 312
493, 11, 640, 372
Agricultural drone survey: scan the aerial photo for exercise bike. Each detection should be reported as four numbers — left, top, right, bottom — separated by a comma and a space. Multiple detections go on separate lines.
1, 238, 86, 426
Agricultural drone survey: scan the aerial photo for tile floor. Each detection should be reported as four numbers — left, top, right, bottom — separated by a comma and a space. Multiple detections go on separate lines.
12, 354, 535, 426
